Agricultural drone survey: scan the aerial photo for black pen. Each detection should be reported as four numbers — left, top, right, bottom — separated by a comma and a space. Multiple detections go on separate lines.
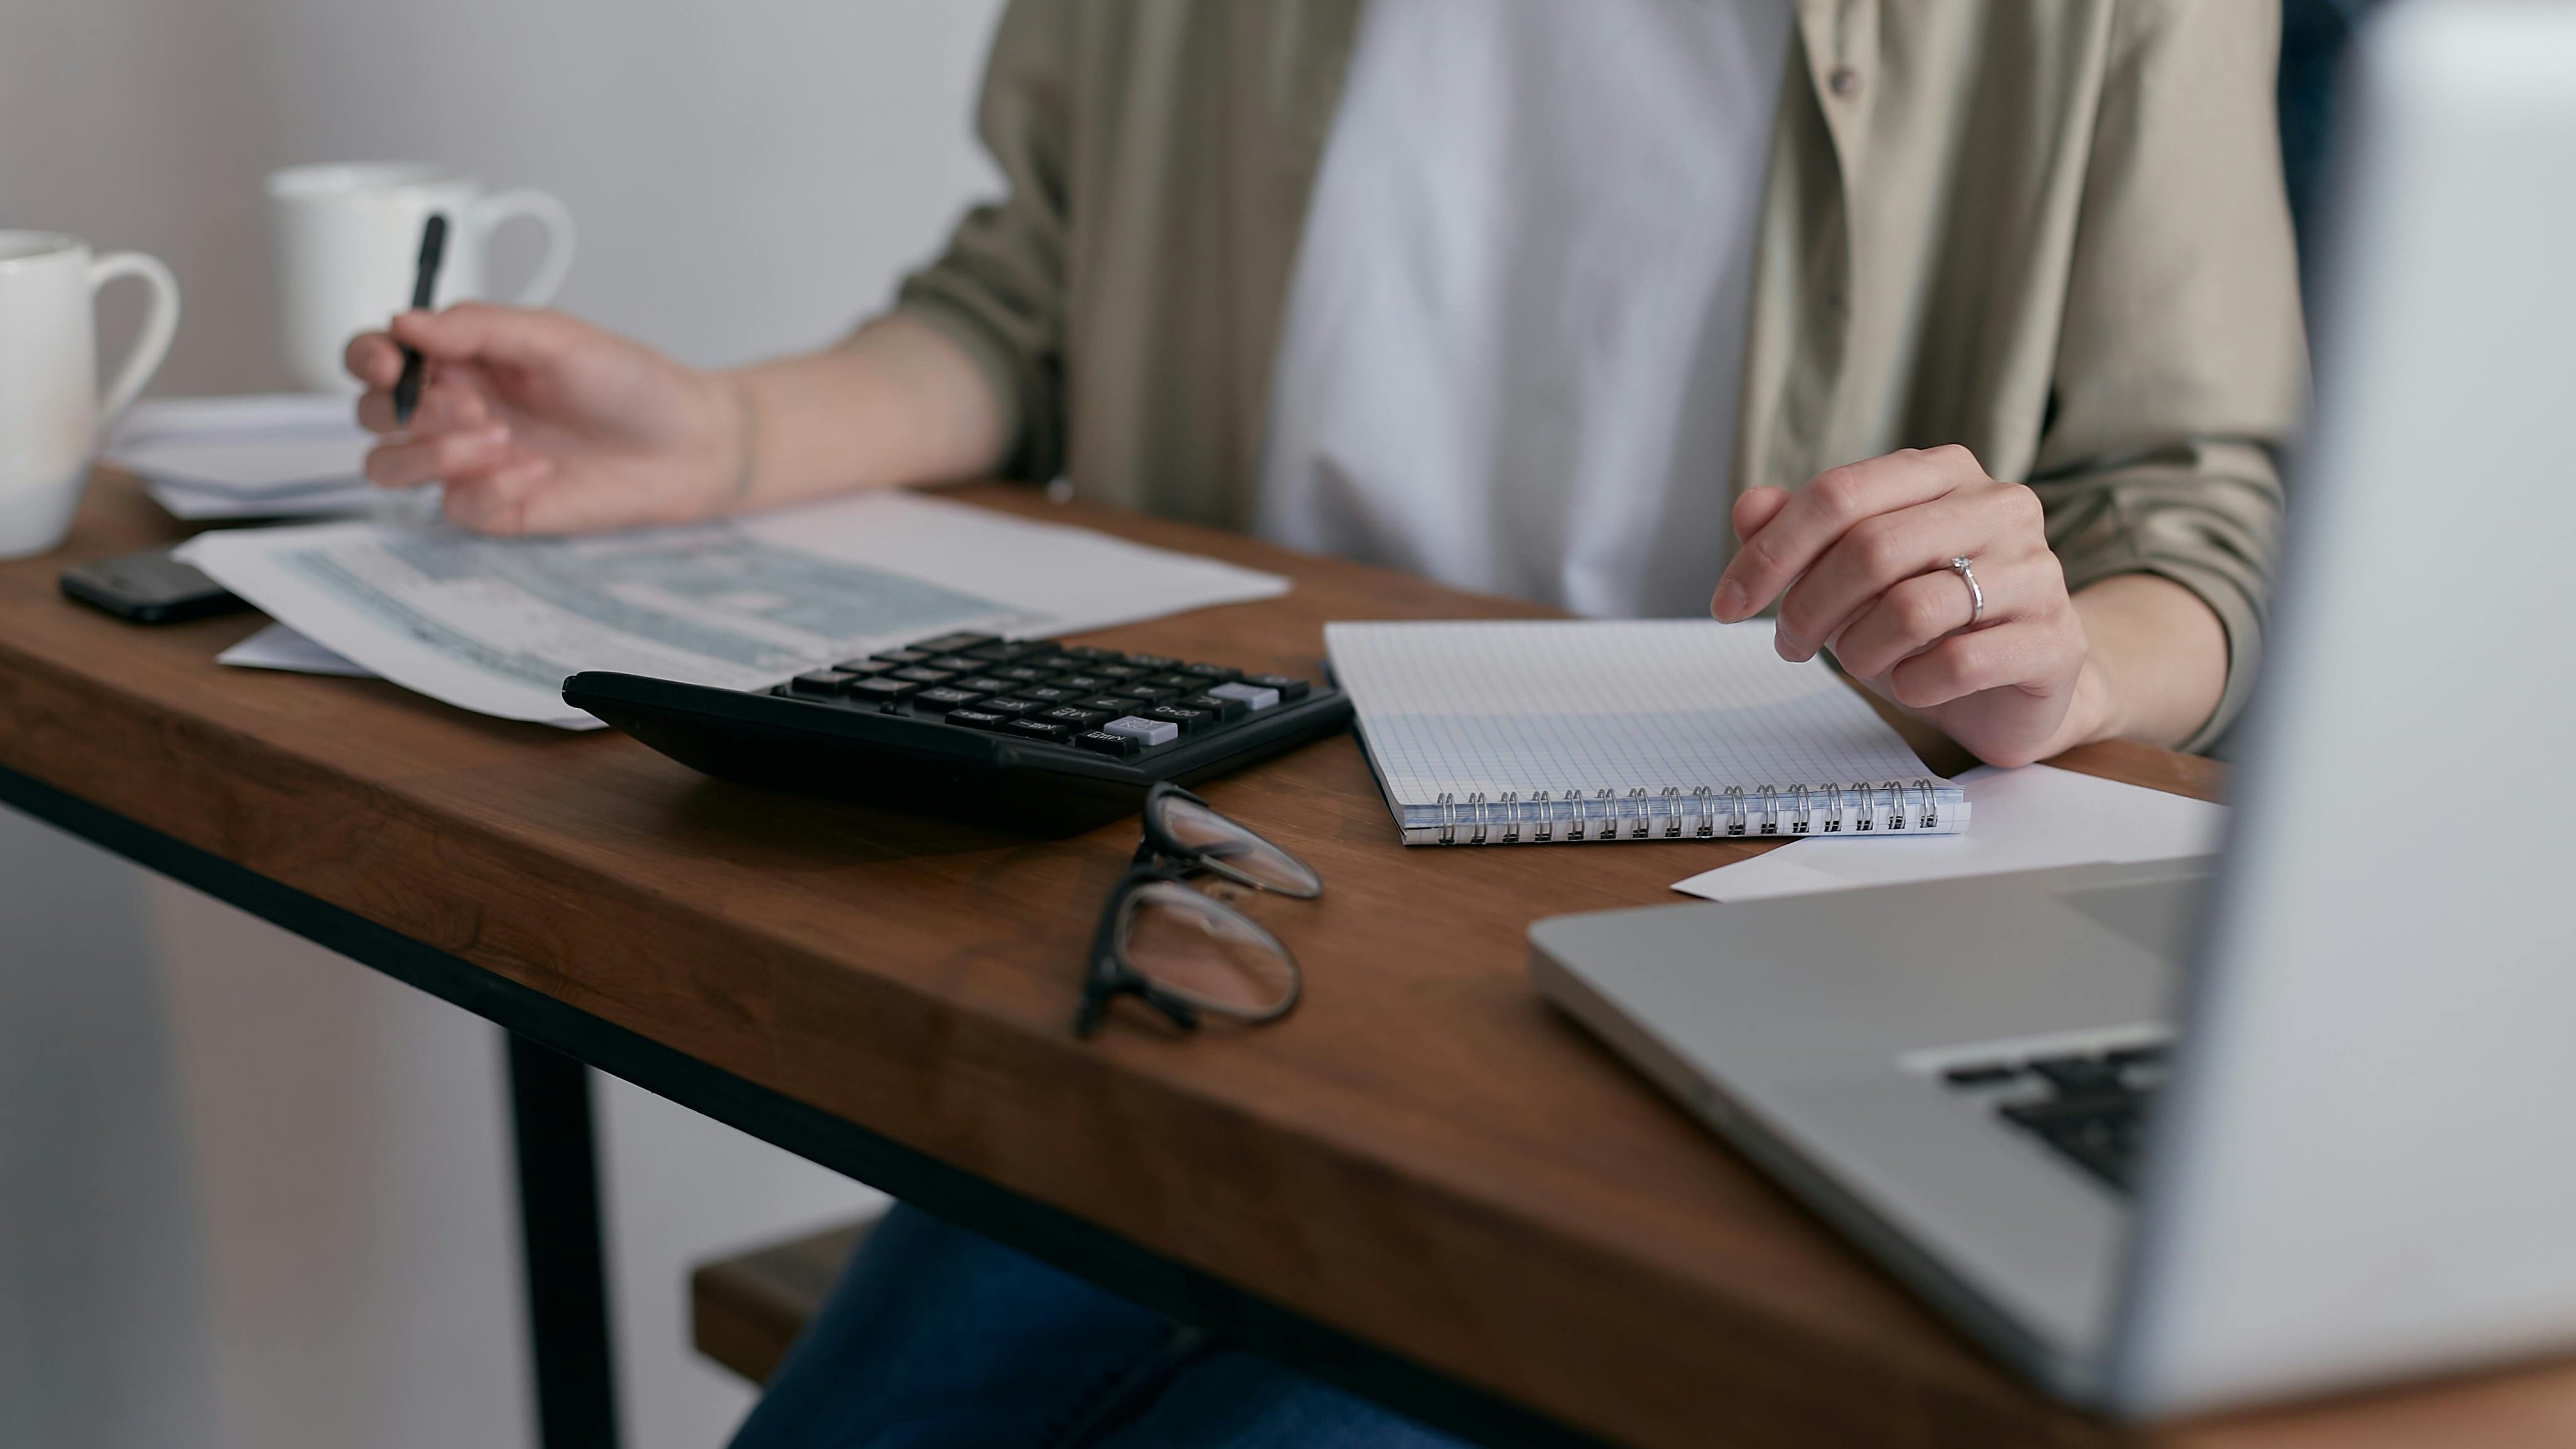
390, 212, 448, 427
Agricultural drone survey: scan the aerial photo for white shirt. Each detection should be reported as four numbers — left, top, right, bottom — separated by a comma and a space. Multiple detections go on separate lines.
1256, 0, 1795, 619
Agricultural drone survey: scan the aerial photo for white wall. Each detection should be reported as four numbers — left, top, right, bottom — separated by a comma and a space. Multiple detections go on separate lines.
1, 0, 1007, 389
0, 1, 1008, 1445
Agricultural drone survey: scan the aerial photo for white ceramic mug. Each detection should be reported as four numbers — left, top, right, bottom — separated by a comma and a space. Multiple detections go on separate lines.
0, 232, 180, 559
266, 162, 576, 395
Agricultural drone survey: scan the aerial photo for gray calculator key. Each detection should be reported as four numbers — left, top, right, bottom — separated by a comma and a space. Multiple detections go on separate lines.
1102, 716, 1181, 746
1206, 681, 1281, 711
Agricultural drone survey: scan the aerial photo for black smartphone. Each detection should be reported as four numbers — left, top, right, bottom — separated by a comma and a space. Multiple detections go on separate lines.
59, 548, 249, 624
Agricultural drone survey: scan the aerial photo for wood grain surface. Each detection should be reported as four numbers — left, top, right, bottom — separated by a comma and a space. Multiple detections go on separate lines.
6, 470, 2565, 1448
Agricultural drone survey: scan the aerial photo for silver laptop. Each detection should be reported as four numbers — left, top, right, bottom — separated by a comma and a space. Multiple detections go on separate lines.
1529, 2, 2576, 1419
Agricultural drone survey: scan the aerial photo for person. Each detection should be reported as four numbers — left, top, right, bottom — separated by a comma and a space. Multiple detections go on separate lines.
346, 3, 2303, 1443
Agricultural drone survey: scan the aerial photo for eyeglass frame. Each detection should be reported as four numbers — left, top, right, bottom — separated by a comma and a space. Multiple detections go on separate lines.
1072, 782, 1318, 1037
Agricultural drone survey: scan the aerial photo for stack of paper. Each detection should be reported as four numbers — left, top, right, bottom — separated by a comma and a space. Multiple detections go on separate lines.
180, 489, 1292, 728
104, 394, 427, 520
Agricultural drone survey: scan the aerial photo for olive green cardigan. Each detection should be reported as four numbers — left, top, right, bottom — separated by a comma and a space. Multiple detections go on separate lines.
891, 0, 2305, 748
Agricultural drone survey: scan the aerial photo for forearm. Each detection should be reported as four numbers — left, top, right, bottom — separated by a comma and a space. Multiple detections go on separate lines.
2067, 573, 2229, 751
716, 313, 1009, 512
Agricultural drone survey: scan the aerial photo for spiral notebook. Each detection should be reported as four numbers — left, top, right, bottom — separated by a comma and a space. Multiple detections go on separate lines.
1324, 620, 1968, 846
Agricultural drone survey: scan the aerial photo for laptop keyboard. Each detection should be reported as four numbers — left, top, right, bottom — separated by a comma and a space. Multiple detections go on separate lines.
1941, 1044, 2167, 1193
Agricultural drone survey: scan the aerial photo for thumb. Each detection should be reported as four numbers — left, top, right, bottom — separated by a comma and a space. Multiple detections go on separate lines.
388, 301, 578, 371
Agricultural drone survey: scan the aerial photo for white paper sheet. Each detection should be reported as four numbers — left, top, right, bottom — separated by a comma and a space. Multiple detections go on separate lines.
217, 622, 375, 678
106, 394, 372, 495
177, 490, 1291, 728
105, 393, 412, 519
145, 477, 433, 520
1670, 763, 2226, 902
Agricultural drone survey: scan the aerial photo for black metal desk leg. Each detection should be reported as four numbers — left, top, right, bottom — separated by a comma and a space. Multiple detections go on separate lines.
507, 1032, 621, 1449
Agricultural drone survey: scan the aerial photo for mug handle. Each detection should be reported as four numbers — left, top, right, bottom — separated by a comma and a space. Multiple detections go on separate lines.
89, 252, 181, 426
470, 189, 577, 308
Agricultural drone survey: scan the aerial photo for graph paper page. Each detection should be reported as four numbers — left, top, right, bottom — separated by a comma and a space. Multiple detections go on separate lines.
1324, 620, 1943, 806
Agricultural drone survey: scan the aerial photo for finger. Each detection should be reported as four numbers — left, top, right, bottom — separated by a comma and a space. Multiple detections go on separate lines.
414, 375, 495, 431
1712, 488, 1793, 618
355, 389, 401, 435
345, 331, 406, 389
1711, 446, 1980, 622
358, 371, 498, 436
362, 424, 512, 489
389, 301, 579, 370
1827, 571, 1983, 681
440, 456, 557, 534
1885, 622, 2069, 711
1774, 485, 2040, 659
1731, 485, 1791, 541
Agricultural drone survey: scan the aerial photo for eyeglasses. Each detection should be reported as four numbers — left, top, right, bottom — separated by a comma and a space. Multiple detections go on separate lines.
1073, 781, 1321, 1037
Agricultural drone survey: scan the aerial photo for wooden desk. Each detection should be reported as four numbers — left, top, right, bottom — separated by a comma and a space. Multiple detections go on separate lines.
4, 470, 2568, 1449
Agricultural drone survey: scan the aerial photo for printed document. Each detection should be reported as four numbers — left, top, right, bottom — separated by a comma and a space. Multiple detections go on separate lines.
179, 491, 1289, 728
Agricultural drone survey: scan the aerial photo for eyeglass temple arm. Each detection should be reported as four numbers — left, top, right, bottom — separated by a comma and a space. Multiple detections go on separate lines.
1074, 969, 1201, 1037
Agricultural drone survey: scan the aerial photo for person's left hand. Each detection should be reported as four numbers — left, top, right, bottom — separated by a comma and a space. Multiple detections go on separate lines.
1709, 445, 2101, 767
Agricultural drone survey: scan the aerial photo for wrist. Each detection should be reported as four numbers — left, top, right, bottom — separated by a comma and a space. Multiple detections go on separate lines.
703, 371, 759, 515
2056, 650, 2127, 754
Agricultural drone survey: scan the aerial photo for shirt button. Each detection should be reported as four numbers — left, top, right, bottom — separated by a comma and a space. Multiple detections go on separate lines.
1829, 66, 1862, 98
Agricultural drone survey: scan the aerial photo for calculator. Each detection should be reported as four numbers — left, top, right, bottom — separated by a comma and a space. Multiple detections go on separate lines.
562, 632, 1351, 834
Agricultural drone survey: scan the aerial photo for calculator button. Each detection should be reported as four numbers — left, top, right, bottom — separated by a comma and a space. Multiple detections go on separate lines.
1076, 695, 1140, 713
1179, 662, 1244, 682
1029, 654, 1089, 672
1143, 672, 1201, 690
992, 665, 1054, 684
925, 654, 989, 672
975, 698, 1044, 718
1178, 692, 1250, 721
789, 669, 857, 696
1141, 704, 1214, 733
1089, 663, 1147, 681
963, 640, 1050, 662
869, 649, 935, 665
1073, 730, 1142, 758
1205, 681, 1281, 711
1246, 674, 1312, 702
827, 658, 897, 676
906, 632, 1001, 654
1119, 682, 1183, 702
1039, 705, 1114, 731
846, 676, 920, 703
1119, 653, 1180, 669
1055, 674, 1112, 692
889, 666, 955, 684
944, 707, 1012, 731
1060, 645, 1121, 661
1001, 719, 1074, 745
953, 676, 1017, 694
1012, 685, 1082, 705
1102, 716, 1181, 746
911, 686, 988, 712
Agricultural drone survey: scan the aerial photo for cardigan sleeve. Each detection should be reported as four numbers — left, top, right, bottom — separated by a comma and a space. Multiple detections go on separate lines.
886, 0, 1076, 485
2035, 0, 2309, 750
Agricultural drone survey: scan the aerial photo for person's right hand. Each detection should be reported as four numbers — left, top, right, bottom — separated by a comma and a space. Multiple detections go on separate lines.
346, 303, 749, 535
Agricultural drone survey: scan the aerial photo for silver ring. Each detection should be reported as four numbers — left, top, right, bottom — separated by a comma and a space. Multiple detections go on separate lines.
1949, 555, 1985, 625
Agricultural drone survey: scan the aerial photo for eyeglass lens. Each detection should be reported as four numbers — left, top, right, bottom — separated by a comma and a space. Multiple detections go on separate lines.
1149, 792, 1322, 898
1119, 880, 1299, 1017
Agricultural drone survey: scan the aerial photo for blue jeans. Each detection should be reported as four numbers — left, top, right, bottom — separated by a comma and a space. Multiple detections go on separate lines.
727, 1204, 1468, 1449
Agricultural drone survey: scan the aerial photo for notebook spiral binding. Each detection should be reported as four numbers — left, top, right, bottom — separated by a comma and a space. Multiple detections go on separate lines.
1419, 778, 1957, 846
